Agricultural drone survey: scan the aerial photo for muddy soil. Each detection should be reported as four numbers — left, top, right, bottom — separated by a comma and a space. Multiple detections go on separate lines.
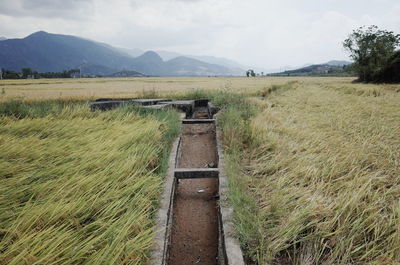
177, 124, 218, 169
167, 123, 219, 265
168, 178, 219, 265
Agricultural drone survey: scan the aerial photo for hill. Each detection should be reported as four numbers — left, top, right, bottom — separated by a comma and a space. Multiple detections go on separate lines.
325, 60, 352, 66
269, 62, 354, 76
157, 50, 245, 74
164, 56, 234, 76
0, 31, 239, 76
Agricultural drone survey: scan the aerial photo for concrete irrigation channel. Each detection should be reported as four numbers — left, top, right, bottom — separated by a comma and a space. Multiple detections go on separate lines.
90, 98, 244, 265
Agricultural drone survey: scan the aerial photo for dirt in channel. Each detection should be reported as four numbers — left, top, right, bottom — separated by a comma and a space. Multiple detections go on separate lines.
167, 123, 219, 265
192, 107, 210, 119
177, 123, 218, 169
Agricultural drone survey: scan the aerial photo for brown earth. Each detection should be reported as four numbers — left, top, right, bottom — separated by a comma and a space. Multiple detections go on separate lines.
177, 123, 217, 169
192, 107, 210, 119
167, 123, 219, 265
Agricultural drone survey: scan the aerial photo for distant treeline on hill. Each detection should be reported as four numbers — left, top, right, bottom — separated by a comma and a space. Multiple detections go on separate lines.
268, 64, 355, 77
0, 68, 148, 79
0, 68, 80, 79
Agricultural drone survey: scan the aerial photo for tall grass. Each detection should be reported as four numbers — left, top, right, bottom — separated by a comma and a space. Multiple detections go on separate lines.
218, 82, 400, 264
0, 101, 180, 264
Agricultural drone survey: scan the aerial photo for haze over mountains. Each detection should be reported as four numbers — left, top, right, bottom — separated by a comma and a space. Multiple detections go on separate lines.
269, 60, 353, 76
0, 31, 352, 77
0, 31, 243, 76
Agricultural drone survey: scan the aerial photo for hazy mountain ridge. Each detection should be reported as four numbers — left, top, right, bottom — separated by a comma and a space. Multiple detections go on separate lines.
165, 56, 234, 76
156, 50, 245, 74
0, 31, 240, 76
269, 61, 354, 76
325, 60, 352, 66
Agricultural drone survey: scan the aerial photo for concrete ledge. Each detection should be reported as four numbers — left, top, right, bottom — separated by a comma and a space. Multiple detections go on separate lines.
216, 123, 245, 265
208, 102, 220, 118
89, 98, 219, 121
143, 103, 172, 110
94, 98, 135, 102
194, 99, 209, 107
182, 119, 216, 124
164, 100, 195, 118
174, 168, 219, 179
90, 98, 171, 111
133, 98, 171, 106
90, 100, 125, 111
150, 136, 181, 265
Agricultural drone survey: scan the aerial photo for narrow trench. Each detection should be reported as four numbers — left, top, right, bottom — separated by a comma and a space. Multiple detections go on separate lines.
89, 98, 243, 265
167, 106, 220, 265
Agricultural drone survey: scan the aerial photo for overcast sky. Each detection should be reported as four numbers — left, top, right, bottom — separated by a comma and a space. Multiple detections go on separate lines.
1, 0, 399, 69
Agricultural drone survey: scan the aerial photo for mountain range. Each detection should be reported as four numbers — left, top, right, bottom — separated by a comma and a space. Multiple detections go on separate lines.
269, 60, 353, 76
0, 31, 352, 77
0, 31, 242, 76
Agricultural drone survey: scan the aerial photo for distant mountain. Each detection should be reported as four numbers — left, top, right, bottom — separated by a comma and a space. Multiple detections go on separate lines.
191, 55, 245, 70
325, 60, 352, 66
156, 50, 182, 61
129, 51, 165, 76
156, 50, 245, 75
79, 63, 118, 76
0, 37, 6, 41
164, 56, 233, 76
0, 31, 137, 72
269, 62, 354, 76
117, 47, 144, 58
263, 61, 352, 74
0, 31, 240, 76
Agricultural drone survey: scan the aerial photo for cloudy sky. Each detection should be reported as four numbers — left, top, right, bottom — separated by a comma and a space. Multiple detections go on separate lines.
0, 0, 399, 69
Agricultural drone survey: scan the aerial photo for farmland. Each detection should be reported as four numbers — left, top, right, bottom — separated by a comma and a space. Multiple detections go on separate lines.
0, 101, 180, 264
1, 77, 400, 264
219, 79, 400, 264
0, 76, 358, 101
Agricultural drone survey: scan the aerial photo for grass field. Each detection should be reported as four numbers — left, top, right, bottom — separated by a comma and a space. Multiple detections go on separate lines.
1, 77, 400, 264
0, 101, 180, 264
218, 80, 400, 264
0, 76, 376, 101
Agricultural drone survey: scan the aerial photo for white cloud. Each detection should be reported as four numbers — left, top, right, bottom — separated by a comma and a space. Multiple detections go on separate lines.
0, 0, 93, 18
0, 0, 399, 69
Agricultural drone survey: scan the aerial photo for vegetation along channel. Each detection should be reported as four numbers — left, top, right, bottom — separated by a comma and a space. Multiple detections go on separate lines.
0, 16, 399, 265
168, 103, 219, 265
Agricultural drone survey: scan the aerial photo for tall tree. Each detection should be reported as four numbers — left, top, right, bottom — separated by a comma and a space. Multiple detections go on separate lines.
343, 25, 400, 82
21, 68, 33, 79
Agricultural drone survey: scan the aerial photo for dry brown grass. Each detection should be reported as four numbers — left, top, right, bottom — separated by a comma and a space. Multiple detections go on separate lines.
2, 76, 400, 264
220, 80, 400, 264
0, 76, 368, 101
0, 102, 180, 264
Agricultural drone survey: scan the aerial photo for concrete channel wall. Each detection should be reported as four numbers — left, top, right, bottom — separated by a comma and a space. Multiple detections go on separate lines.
89, 98, 244, 265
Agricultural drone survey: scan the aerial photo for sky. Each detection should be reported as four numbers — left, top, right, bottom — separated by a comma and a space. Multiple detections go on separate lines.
0, 0, 399, 70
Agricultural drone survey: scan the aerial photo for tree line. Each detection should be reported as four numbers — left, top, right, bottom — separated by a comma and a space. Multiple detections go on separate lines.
343, 25, 400, 83
0, 68, 80, 79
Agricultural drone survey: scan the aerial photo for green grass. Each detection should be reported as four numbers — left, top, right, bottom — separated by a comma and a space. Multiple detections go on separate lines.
0, 101, 180, 264
217, 82, 400, 264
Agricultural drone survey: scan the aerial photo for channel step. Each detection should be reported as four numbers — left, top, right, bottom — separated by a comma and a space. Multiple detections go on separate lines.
182, 119, 216, 124
174, 168, 219, 179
